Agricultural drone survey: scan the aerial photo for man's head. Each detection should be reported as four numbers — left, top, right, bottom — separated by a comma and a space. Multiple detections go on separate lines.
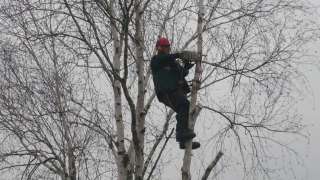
156, 37, 171, 54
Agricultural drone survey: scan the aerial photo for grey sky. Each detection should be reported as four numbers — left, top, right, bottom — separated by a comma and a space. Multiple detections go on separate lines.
295, 1, 320, 179
298, 47, 320, 179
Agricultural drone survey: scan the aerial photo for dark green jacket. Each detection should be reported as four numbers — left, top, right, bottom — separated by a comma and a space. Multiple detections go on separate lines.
151, 53, 191, 97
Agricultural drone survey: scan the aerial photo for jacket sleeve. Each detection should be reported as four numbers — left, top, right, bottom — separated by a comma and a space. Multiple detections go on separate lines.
176, 63, 189, 77
151, 53, 180, 71
179, 62, 194, 77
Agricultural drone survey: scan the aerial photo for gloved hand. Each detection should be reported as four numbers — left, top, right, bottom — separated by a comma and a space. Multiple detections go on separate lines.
184, 62, 195, 70
178, 50, 201, 62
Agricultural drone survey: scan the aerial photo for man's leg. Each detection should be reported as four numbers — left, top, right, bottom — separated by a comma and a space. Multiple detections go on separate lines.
167, 90, 199, 144
174, 92, 191, 142
159, 90, 200, 149
159, 90, 194, 140
173, 91, 200, 149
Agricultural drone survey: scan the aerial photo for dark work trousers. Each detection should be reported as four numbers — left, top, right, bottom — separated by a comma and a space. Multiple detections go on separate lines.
158, 88, 190, 142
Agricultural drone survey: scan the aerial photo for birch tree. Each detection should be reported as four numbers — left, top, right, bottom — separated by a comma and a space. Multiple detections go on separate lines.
0, 0, 318, 180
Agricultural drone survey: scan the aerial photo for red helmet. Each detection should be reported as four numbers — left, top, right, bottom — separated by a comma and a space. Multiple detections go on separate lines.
156, 37, 170, 47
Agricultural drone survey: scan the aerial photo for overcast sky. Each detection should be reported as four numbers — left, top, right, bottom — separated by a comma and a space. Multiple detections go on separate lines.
295, 1, 320, 179
300, 60, 320, 180
297, 45, 320, 179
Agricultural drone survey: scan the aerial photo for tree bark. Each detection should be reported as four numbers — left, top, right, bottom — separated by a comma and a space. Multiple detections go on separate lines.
134, 1, 146, 180
201, 151, 223, 180
109, 1, 129, 180
181, 0, 204, 179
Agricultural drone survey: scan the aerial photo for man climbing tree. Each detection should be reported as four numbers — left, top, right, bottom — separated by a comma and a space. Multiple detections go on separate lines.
150, 37, 201, 149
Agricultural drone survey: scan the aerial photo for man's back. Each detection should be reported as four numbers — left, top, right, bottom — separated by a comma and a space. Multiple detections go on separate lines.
151, 53, 187, 94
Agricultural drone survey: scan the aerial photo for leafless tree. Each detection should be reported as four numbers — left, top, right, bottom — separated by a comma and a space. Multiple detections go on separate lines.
0, 0, 318, 180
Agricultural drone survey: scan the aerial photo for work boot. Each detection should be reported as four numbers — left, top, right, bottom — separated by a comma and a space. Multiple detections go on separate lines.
179, 141, 201, 150
176, 129, 196, 142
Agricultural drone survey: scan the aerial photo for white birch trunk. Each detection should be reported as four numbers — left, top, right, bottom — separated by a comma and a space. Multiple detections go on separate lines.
181, 0, 204, 179
110, 2, 128, 180
134, 1, 145, 179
